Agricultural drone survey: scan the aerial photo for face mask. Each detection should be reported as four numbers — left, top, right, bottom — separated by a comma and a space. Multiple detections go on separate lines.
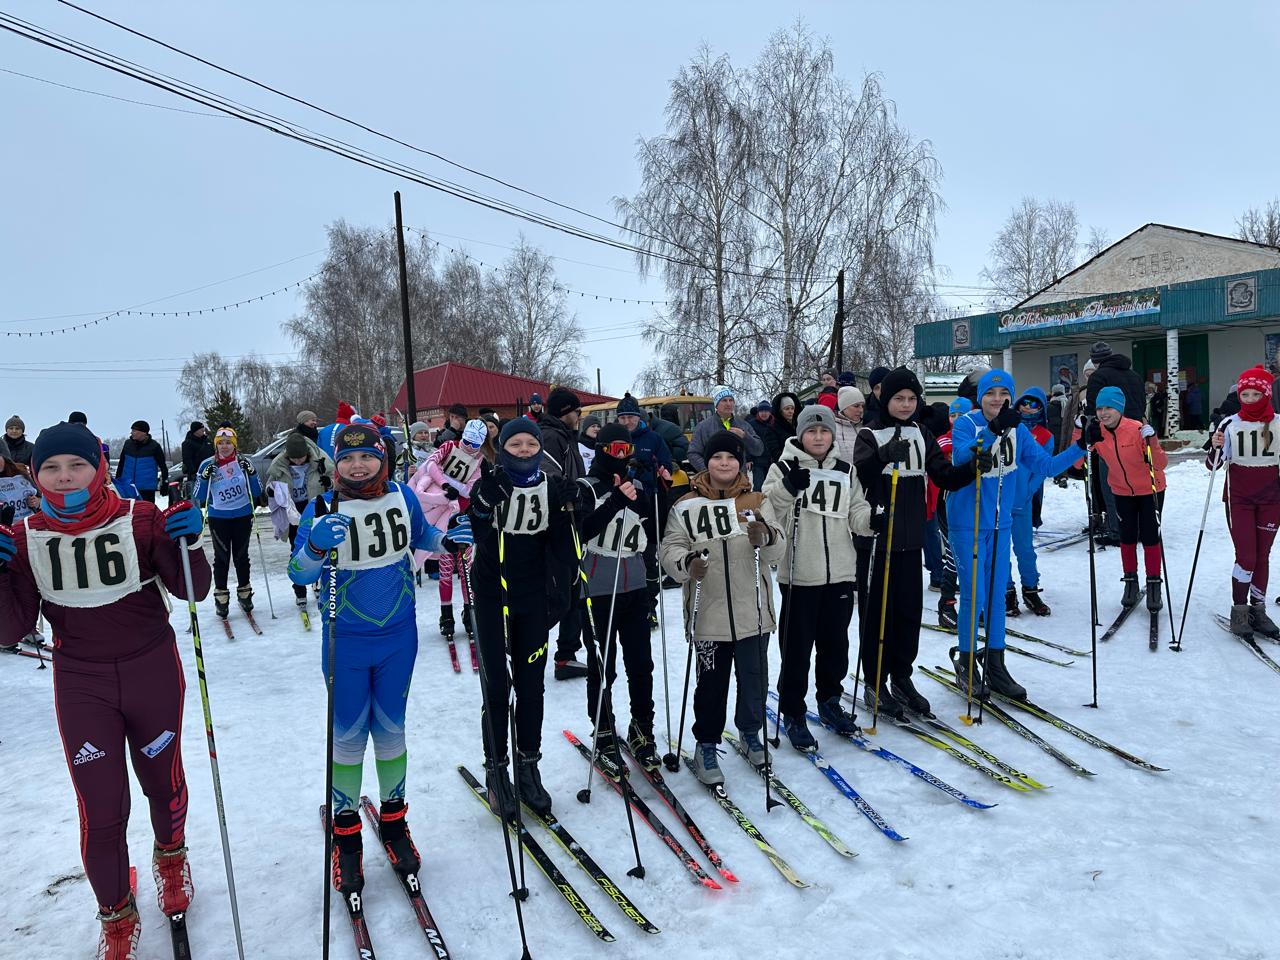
499, 448, 543, 486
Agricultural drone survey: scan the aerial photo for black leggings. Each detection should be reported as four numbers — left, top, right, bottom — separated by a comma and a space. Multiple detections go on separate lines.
583, 590, 654, 734
777, 582, 855, 718
1114, 491, 1163, 547
474, 588, 549, 760
209, 514, 252, 591
691, 634, 766, 744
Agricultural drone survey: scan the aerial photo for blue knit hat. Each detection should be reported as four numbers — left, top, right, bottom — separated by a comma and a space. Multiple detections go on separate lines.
948, 397, 973, 416
333, 423, 385, 461
1095, 386, 1126, 413
976, 369, 1016, 400
499, 417, 542, 446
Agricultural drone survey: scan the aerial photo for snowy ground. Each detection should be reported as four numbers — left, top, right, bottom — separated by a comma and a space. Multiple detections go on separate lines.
4, 460, 1278, 960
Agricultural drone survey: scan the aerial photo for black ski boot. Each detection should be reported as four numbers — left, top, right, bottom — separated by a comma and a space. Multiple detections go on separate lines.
1145, 577, 1163, 612
626, 721, 660, 771
461, 603, 474, 638
236, 585, 253, 612
949, 646, 989, 699
1120, 573, 1141, 608
330, 809, 364, 894
554, 657, 589, 680
938, 598, 958, 629
439, 603, 454, 638
214, 589, 230, 620
984, 648, 1027, 701
1230, 603, 1253, 637
516, 751, 552, 817
376, 799, 420, 877
1022, 586, 1051, 616
817, 697, 860, 736
1249, 601, 1280, 638
1005, 585, 1021, 618
862, 683, 907, 722
891, 675, 932, 716
484, 757, 518, 821
592, 728, 626, 779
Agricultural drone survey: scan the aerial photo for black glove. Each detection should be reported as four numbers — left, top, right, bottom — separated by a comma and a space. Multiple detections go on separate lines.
471, 462, 512, 516
1082, 418, 1104, 447
779, 458, 810, 496
973, 447, 995, 474
989, 400, 1020, 435
319, 473, 333, 491
550, 476, 583, 511
878, 427, 910, 464
443, 485, 459, 501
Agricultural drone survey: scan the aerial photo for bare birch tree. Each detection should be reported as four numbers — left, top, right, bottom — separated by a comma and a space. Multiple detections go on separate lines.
1237, 200, 1280, 246
981, 197, 1079, 306
489, 236, 585, 386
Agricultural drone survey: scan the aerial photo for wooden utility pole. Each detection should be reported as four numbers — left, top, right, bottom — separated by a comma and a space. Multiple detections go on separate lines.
832, 269, 846, 371
393, 192, 417, 421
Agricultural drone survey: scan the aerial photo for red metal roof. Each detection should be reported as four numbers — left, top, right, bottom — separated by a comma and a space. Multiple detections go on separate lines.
390, 361, 615, 416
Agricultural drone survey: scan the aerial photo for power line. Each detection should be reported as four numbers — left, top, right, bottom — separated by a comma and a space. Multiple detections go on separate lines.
0, 64, 225, 115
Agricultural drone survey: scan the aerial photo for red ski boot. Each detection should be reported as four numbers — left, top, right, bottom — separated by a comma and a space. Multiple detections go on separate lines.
331, 810, 365, 893
376, 799, 421, 877
96, 895, 141, 960
152, 841, 194, 916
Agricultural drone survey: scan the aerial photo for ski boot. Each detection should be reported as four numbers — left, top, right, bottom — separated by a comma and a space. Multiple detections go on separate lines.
592, 728, 626, 779
461, 603, 474, 638
817, 697, 860, 736
938, 598, 958, 629
376, 799, 421, 877
627, 721, 661, 771
949, 646, 989, 699
891, 675, 932, 716
1249, 601, 1280, 638
294, 593, 308, 613
484, 757, 518, 821
984, 648, 1027, 700
236, 585, 253, 613
1022, 586, 1051, 616
736, 729, 768, 768
1005, 585, 1021, 618
782, 715, 818, 752
152, 841, 193, 916
439, 603, 455, 638
862, 684, 906, 722
554, 657, 589, 680
1230, 603, 1253, 636
648, 612, 659, 631
692, 742, 724, 785
330, 810, 364, 894
1120, 572, 1141, 608
213, 589, 230, 620
1145, 577, 1163, 612
96, 894, 141, 960
516, 751, 552, 816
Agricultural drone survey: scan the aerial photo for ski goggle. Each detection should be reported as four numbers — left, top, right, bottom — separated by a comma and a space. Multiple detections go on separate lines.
601, 440, 634, 459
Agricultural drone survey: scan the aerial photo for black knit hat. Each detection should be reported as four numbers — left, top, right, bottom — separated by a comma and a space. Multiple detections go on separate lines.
703, 430, 744, 466
131, 419, 151, 434
879, 367, 923, 402
546, 387, 581, 419
1090, 341, 1113, 361
447, 403, 467, 418
68, 411, 88, 425
616, 393, 642, 416
869, 366, 892, 388
33, 421, 102, 472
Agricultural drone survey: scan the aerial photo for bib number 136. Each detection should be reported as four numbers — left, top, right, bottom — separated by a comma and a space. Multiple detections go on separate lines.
345, 508, 409, 562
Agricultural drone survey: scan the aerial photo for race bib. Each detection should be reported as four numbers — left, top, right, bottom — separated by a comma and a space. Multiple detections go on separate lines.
983, 431, 1018, 479
439, 448, 480, 486
1228, 419, 1280, 467
0, 475, 37, 522
674, 496, 742, 545
212, 462, 251, 512
801, 469, 852, 517
25, 503, 143, 608
333, 494, 413, 570
289, 465, 309, 502
587, 509, 648, 558
499, 481, 551, 535
868, 426, 927, 478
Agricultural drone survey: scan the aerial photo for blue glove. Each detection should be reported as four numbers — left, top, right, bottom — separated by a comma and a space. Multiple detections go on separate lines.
0, 526, 15, 565
162, 501, 204, 542
310, 514, 353, 551
442, 513, 474, 554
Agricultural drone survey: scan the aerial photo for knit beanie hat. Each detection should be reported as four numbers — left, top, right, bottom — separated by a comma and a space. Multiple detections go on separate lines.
408, 421, 430, 437
189, 420, 205, 432
838, 371, 857, 386
546, 387, 582, 419
590, 423, 634, 480
213, 425, 238, 448
297, 410, 318, 425
756, 400, 773, 413
868, 366, 891, 388
579, 415, 601, 436
879, 367, 923, 402
616, 393, 642, 416
284, 433, 310, 459
462, 419, 488, 448
797, 404, 837, 435
949, 397, 973, 416
1050, 384, 1066, 398
131, 420, 150, 434
1090, 341, 1113, 361
703, 429, 744, 466
976, 369, 1016, 401
5, 415, 24, 432
1237, 364, 1273, 399
1095, 386, 1126, 413
32, 421, 102, 472
499, 417, 542, 447
333, 423, 385, 461
448, 403, 468, 419
711, 385, 734, 407
529, 392, 543, 406
497, 417, 543, 485
68, 411, 88, 425
837, 386, 865, 410
335, 401, 357, 423
1082, 359, 1097, 375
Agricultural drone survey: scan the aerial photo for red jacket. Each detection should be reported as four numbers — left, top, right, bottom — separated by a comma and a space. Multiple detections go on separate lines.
1084, 417, 1167, 497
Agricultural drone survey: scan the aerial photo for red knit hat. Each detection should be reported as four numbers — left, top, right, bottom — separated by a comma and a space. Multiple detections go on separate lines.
335, 400, 357, 424
1237, 365, 1272, 399
371, 412, 387, 428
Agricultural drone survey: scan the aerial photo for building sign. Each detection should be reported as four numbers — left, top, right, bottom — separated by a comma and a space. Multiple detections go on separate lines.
998, 289, 1160, 335
951, 317, 971, 351
1226, 276, 1257, 315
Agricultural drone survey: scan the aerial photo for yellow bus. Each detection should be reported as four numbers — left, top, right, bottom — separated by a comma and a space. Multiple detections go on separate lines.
580, 394, 714, 438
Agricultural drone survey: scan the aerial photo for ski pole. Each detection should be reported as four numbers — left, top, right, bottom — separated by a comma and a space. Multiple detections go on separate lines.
665, 553, 706, 772
961, 439, 984, 727
177, 517, 246, 960
318, 492, 339, 960
1175, 448, 1221, 651
745, 510, 780, 811
252, 503, 278, 619
459, 538, 534, 960
1143, 438, 1177, 648
768, 493, 803, 748
496, 527, 531, 903
867, 429, 902, 736
650, 481, 674, 770
1081, 435, 1100, 708
578, 502, 627, 804
975, 451, 1006, 728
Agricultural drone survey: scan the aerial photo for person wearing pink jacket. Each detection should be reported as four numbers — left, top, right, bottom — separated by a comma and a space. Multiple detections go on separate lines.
410, 419, 490, 639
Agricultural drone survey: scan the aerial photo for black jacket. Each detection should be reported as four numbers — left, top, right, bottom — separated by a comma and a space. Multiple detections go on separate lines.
651, 414, 688, 467
181, 430, 214, 478
2, 433, 33, 466
769, 392, 800, 457
536, 413, 585, 481
1086, 354, 1145, 421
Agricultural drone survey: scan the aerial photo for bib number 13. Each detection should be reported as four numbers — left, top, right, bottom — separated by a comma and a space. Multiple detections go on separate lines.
45, 534, 128, 592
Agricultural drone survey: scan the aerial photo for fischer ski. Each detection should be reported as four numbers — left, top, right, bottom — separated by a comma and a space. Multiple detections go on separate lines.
1214, 615, 1280, 676
921, 619, 1089, 657
672, 742, 810, 887
358, 796, 453, 958
519, 801, 660, 934
618, 739, 737, 883
469, 638, 479, 673
241, 610, 264, 636
906, 709, 1048, 790
723, 731, 857, 859
1100, 602, 1140, 642
299, 608, 312, 631
763, 706, 907, 841
319, 805, 378, 960
445, 637, 461, 674
565, 731, 720, 889
920, 667, 1097, 777
167, 913, 192, 960
458, 765, 616, 942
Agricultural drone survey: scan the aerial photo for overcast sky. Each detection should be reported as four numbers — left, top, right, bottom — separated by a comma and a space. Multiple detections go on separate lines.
3, 0, 1278, 448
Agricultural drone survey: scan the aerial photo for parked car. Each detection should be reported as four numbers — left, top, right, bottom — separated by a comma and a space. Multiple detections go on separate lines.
246, 427, 404, 480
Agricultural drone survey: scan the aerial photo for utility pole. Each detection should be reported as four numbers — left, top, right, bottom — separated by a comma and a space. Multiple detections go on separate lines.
832, 269, 845, 372
394, 192, 417, 421
597, 368, 602, 395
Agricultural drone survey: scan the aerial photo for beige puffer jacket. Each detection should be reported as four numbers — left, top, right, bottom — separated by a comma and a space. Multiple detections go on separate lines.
659, 472, 785, 643
763, 436, 873, 587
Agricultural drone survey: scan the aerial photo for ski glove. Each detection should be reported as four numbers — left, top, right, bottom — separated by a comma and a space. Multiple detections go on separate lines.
973, 446, 995, 474
687, 552, 710, 582
989, 401, 1020, 435
310, 513, 353, 551
779, 458, 810, 496
1081, 419, 1104, 447
0, 506, 14, 567
878, 430, 910, 464
443, 485, 459, 501
745, 519, 771, 548
550, 475, 583, 511
162, 501, 203, 543
1140, 423, 1156, 439
471, 464, 512, 516
442, 514, 474, 553
319, 473, 333, 491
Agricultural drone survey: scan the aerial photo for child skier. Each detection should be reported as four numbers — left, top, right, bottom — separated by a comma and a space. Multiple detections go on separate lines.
852, 368, 979, 718
193, 426, 263, 622
1007, 387, 1055, 617
265, 431, 333, 617
764, 404, 872, 748
1080, 385, 1167, 613
1210, 365, 1280, 637
0, 421, 210, 960
410, 419, 489, 639
288, 423, 466, 895
660, 432, 784, 785
949, 371, 1089, 700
